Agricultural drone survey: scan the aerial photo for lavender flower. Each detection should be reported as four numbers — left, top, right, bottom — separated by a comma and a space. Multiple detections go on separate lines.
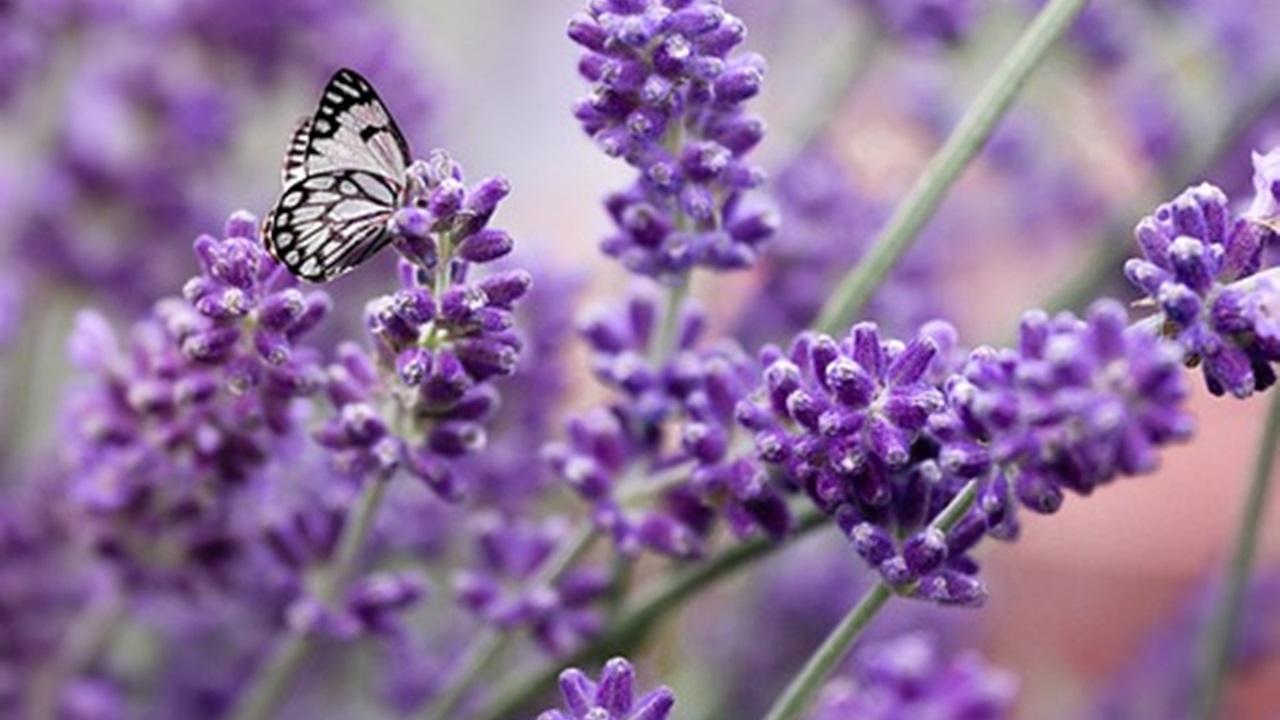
1124, 172, 1277, 397
741, 301, 1192, 604
60, 213, 329, 589
809, 633, 1016, 720
316, 151, 532, 500
453, 513, 609, 654
537, 657, 676, 720
546, 291, 788, 558
570, 0, 776, 277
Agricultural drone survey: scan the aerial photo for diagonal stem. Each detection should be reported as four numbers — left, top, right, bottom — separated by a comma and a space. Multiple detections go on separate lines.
1193, 390, 1280, 720
814, 0, 1091, 335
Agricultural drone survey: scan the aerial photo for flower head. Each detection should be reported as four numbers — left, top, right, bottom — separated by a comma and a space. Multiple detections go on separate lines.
570, 0, 775, 277
1125, 170, 1277, 397
537, 657, 675, 720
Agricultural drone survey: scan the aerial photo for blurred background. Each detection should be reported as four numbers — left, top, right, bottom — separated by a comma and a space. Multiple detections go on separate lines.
3, 0, 1280, 718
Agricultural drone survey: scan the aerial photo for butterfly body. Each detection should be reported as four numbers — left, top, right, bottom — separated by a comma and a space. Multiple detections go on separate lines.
264, 68, 413, 282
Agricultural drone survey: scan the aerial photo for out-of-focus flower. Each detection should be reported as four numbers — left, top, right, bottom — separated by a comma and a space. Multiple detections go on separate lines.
453, 512, 609, 654
546, 291, 788, 559
59, 213, 329, 590
853, 0, 979, 46
537, 657, 676, 720
809, 632, 1017, 720
569, 0, 776, 277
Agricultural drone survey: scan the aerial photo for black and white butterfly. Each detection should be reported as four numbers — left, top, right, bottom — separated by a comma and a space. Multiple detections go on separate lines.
263, 68, 413, 282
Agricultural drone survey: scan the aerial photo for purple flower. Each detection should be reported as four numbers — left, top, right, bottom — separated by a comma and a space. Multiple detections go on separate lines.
59, 213, 330, 589
942, 301, 1194, 506
809, 633, 1016, 720
453, 513, 609, 654
740, 301, 1191, 605
546, 291, 787, 558
570, 0, 776, 277
854, 0, 979, 46
537, 657, 676, 720
1124, 174, 1277, 397
314, 151, 531, 500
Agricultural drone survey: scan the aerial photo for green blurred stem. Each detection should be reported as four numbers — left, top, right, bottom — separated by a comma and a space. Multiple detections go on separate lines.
415, 526, 598, 720
471, 508, 831, 720
225, 476, 389, 720
814, 0, 1090, 335
758, 480, 978, 720
1193, 391, 1280, 720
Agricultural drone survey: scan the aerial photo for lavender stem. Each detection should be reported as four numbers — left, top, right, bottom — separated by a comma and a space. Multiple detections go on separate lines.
758, 480, 978, 720
1194, 390, 1280, 720
814, 0, 1090, 335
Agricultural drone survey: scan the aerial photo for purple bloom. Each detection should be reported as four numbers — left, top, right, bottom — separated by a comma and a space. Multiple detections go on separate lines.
854, 0, 979, 46
316, 151, 532, 500
809, 633, 1016, 720
453, 513, 608, 654
570, 0, 776, 277
537, 657, 676, 720
741, 301, 1191, 605
59, 213, 329, 589
942, 301, 1194, 505
546, 291, 787, 558
1124, 174, 1278, 397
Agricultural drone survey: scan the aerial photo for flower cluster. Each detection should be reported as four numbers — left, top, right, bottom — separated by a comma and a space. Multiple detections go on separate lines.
60, 214, 329, 589
570, 0, 776, 277
741, 300, 1193, 604
538, 657, 676, 720
453, 513, 609, 654
809, 633, 1016, 720
546, 292, 788, 559
316, 151, 532, 500
1125, 167, 1278, 397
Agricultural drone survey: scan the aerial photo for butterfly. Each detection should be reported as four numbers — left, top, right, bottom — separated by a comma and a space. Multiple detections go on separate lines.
263, 68, 413, 282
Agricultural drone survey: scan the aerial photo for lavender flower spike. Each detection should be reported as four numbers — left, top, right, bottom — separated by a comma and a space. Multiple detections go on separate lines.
1124, 166, 1278, 397
570, 0, 776, 277
537, 657, 676, 720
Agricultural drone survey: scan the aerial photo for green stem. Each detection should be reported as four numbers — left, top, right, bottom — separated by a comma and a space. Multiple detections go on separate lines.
225, 476, 389, 720
813, 0, 1090, 335
415, 526, 598, 720
758, 480, 978, 720
472, 508, 831, 720
650, 274, 691, 366
762, 585, 893, 720
1193, 390, 1280, 720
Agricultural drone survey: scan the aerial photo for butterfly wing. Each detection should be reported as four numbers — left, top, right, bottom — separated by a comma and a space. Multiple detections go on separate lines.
297, 68, 412, 181
281, 117, 314, 187
264, 169, 403, 282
